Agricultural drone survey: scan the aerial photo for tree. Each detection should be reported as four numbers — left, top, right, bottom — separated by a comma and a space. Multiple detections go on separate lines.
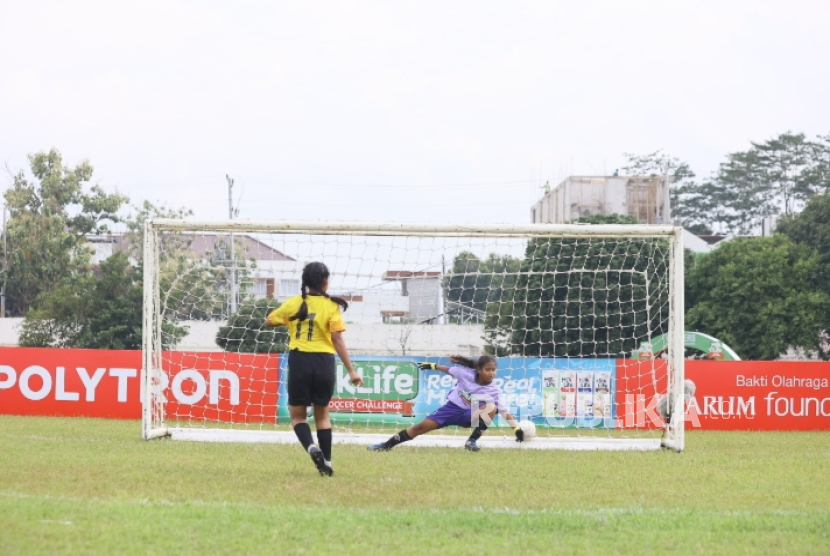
485, 213, 670, 357
776, 191, 830, 298
714, 133, 830, 234
573, 213, 640, 225
752, 132, 829, 215
2, 149, 126, 316
446, 251, 521, 314
18, 252, 187, 349
686, 236, 830, 360
623, 134, 830, 236
216, 299, 288, 353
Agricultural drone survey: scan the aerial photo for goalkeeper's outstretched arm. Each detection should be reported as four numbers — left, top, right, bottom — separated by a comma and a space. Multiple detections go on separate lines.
417, 362, 450, 373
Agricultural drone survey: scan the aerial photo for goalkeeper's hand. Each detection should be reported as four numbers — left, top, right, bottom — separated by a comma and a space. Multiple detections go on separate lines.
514, 427, 525, 442
418, 362, 437, 370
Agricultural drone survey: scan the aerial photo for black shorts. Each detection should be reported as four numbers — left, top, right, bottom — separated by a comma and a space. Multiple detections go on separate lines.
287, 351, 336, 407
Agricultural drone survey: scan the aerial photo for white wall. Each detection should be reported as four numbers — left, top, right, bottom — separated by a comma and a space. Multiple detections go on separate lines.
345, 323, 483, 356
0, 318, 484, 357
0, 319, 23, 347
342, 293, 410, 324
182, 320, 485, 357
407, 277, 442, 323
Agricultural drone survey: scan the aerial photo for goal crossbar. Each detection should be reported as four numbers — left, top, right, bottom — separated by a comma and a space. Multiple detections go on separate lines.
149, 218, 679, 238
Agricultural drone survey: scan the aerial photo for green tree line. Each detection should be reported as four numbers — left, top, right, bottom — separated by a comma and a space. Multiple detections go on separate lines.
622, 132, 830, 235
2, 149, 268, 351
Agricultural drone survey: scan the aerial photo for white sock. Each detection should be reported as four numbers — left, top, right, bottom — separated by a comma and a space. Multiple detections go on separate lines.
324, 459, 332, 467
307, 444, 317, 453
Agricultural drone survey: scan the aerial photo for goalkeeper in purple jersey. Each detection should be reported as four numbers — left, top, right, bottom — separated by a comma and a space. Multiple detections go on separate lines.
367, 355, 526, 452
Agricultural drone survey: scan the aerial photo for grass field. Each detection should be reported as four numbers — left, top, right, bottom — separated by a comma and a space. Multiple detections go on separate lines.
2, 416, 829, 555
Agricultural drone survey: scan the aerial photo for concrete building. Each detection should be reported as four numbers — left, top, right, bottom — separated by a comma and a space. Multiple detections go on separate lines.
530, 175, 723, 255
87, 232, 306, 303
530, 175, 670, 225
381, 270, 443, 324
86, 234, 454, 326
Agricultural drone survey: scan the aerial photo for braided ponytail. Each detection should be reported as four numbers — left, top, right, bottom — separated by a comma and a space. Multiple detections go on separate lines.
288, 280, 310, 322
288, 262, 348, 322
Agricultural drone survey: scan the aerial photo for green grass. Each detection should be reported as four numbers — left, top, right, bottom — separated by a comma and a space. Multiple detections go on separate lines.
2, 416, 829, 555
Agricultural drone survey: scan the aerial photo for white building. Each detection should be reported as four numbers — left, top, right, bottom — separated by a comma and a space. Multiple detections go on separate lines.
531, 175, 670, 225
80, 233, 485, 353
87, 232, 306, 302
530, 175, 726, 255
86, 234, 456, 325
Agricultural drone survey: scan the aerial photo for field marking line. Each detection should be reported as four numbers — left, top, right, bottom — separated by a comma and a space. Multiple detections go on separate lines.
0, 491, 820, 518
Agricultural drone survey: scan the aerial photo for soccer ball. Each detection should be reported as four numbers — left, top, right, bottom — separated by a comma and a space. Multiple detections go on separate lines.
518, 420, 537, 441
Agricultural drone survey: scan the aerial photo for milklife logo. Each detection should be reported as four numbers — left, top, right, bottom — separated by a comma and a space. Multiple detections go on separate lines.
331, 361, 419, 415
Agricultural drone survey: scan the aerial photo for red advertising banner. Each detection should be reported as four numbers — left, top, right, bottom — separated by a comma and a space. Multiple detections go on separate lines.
685, 360, 830, 430
615, 359, 669, 429
163, 352, 279, 424
0, 348, 280, 422
0, 347, 142, 418
2, 348, 828, 431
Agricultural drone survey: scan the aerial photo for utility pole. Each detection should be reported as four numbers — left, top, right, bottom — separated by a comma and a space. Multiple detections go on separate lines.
226, 175, 237, 315
663, 163, 672, 226
440, 255, 447, 325
0, 206, 6, 318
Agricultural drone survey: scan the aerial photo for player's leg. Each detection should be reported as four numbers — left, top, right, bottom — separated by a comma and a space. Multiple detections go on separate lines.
309, 353, 336, 476
407, 418, 441, 438
289, 404, 316, 450
312, 404, 333, 475
368, 402, 472, 451
287, 352, 332, 477
465, 422, 487, 452
465, 408, 496, 452
367, 418, 440, 451
287, 352, 316, 449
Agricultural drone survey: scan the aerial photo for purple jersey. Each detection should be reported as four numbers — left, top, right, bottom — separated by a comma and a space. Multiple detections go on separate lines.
446, 366, 503, 414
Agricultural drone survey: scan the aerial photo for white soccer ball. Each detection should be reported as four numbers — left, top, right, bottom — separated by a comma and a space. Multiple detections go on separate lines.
518, 420, 537, 441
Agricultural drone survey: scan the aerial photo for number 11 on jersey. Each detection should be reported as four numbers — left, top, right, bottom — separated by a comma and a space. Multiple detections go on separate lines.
295, 313, 317, 340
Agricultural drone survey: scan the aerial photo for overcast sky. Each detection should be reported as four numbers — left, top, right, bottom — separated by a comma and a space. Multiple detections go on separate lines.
2, 1, 829, 227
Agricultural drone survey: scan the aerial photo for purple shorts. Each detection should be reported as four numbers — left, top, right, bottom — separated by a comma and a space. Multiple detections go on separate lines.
426, 402, 475, 429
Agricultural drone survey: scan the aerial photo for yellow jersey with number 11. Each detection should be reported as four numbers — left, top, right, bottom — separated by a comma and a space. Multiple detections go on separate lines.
266, 294, 346, 354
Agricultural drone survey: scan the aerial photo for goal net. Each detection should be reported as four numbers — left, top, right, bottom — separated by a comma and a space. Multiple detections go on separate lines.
142, 220, 685, 451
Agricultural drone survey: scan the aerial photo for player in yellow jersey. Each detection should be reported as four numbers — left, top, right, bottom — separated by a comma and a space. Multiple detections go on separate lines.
266, 262, 363, 476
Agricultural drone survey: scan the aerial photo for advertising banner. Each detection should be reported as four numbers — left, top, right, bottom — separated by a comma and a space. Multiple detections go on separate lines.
277, 356, 617, 428
0, 348, 280, 421
162, 352, 279, 424
2, 348, 828, 431
0, 347, 142, 418
685, 360, 830, 430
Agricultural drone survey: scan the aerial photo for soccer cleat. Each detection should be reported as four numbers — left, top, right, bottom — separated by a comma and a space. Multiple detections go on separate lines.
366, 442, 391, 451
309, 446, 333, 477
464, 439, 480, 452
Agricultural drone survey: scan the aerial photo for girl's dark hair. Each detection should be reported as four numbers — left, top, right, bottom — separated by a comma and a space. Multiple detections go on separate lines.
288, 262, 349, 322
449, 354, 497, 371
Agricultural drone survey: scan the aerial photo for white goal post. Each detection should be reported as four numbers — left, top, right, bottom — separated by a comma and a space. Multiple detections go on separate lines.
142, 219, 685, 451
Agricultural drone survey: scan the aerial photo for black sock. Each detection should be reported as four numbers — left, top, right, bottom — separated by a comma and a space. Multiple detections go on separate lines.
468, 422, 488, 441
293, 422, 315, 451
317, 428, 332, 461
384, 429, 411, 449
